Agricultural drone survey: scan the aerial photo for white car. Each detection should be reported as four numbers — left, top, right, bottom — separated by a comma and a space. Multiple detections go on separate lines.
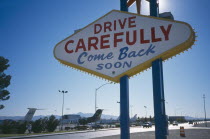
143, 122, 152, 128
172, 121, 178, 126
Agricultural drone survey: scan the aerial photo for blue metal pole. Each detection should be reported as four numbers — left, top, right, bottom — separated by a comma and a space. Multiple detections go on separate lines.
120, 75, 130, 139
120, 0, 128, 12
120, 1, 129, 139
152, 59, 168, 139
150, 0, 159, 17
150, 0, 168, 138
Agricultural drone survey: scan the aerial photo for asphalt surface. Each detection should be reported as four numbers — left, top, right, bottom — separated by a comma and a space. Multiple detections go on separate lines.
95, 122, 210, 139
94, 129, 210, 139
193, 122, 210, 128
3, 122, 210, 139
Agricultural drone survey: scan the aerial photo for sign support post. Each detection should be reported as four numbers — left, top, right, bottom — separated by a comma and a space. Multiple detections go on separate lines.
149, 0, 159, 17
150, 0, 168, 139
152, 59, 168, 139
120, 1, 130, 139
120, 75, 130, 139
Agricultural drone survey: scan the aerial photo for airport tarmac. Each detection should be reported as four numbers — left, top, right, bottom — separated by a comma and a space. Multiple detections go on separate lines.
3, 122, 210, 139
193, 122, 210, 128
95, 129, 210, 139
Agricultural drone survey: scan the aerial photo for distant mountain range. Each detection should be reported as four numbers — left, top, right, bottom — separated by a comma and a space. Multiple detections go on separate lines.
1, 114, 207, 121
184, 116, 207, 121
0, 112, 118, 121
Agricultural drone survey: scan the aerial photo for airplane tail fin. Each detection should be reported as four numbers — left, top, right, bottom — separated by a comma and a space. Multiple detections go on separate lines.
93, 109, 103, 121
24, 108, 37, 122
117, 115, 120, 121
79, 109, 103, 125
130, 114, 137, 122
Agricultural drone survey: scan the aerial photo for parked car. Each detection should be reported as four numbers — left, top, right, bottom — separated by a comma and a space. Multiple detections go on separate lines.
142, 122, 152, 128
189, 121, 193, 124
91, 124, 104, 129
74, 125, 89, 130
172, 121, 178, 126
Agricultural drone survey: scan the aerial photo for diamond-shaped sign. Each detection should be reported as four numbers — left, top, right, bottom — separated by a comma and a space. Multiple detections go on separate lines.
54, 10, 195, 83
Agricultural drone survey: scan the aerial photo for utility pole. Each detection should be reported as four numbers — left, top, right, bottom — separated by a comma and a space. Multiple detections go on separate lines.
117, 101, 120, 118
95, 83, 111, 128
203, 94, 207, 127
95, 83, 111, 112
130, 105, 133, 118
59, 90, 68, 130
144, 106, 147, 118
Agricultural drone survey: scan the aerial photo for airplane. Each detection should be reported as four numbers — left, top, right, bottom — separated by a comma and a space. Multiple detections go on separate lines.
130, 114, 138, 123
61, 109, 103, 130
24, 108, 44, 122
0, 108, 43, 124
78, 109, 103, 125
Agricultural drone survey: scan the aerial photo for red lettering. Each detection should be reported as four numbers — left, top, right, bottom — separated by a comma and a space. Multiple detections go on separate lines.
104, 22, 112, 32
94, 24, 102, 34
114, 32, 124, 47
151, 27, 162, 42
100, 34, 110, 49
114, 20, 117, 31
140, 29, 150, 44
65, 40, 74, 54
88, 37, 98, 51
75, 39, 86, 52
160, 24, 172, 40
128, 16, 136, 28
126, 30, 136, 45
118, 18, 127, 29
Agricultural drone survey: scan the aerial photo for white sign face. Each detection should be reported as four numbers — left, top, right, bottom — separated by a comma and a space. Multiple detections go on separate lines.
54, 10, 195, 82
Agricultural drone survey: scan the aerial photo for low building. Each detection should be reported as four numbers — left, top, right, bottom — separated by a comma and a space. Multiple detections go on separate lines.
62, 114, 81, 124
169, 116, 186, 123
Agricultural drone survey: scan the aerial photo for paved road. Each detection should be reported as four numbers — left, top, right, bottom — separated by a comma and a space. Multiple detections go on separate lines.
95, 129, 210, 139
194, 122, 210, 128
3, 123, 210, 139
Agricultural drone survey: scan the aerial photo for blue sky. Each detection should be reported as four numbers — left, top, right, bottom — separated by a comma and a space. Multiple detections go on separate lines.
0, 0, 209, 118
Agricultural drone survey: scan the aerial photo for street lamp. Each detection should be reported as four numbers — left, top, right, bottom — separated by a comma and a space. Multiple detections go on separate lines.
165, 101, 168, 114
203, 94, 207, 127
174, 107, 182, 116
66, 108, 70, 114
59, 90, 68, 130
95, 83, 112, 112
117, 101, 120, 117
144, 106, 147, 118
130, 105, 133, 118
